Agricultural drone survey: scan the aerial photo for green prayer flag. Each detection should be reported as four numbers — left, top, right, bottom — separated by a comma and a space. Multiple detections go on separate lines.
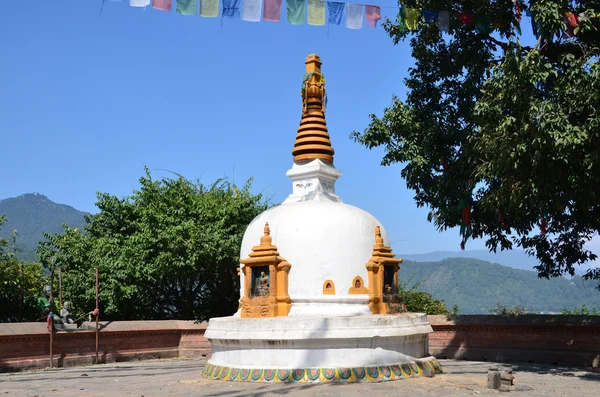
176, 0, 196, 15
287, 0, 306, 25
200, 0, 219, 17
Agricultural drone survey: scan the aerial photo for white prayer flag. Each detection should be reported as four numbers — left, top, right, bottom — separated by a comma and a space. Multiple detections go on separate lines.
130, 0, 151, 7
345, 3, 363, 29
242, 0, 263, 22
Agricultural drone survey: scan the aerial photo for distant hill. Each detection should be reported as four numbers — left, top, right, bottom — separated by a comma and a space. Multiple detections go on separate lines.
402, 249, 597, 275
400, 258, 600, 314
0, 193, 88, 262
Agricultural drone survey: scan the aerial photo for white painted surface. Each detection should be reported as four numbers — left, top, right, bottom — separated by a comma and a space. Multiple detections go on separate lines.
238, 199, 390, 314
206, 314, 433, 369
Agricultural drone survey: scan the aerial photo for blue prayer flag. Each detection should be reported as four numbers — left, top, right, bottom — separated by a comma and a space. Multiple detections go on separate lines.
223, 0, 241, 17
327, 1, 345, 26
422, 10, 438, 23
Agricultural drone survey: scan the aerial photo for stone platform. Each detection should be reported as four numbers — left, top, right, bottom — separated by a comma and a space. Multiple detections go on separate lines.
2, 358, 599, 396
204, 313, 440, 382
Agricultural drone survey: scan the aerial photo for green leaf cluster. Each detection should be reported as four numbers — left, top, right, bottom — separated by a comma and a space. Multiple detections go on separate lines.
353, 1, 600, 285
0, 215, 46, 322
36, 168, 269, 322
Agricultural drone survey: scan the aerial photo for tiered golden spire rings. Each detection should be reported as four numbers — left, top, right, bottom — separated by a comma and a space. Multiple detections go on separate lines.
292, 54, 335, 164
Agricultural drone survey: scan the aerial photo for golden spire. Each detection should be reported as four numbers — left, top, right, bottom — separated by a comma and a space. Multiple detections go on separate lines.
292, 54, 335, 164
260, 222, 273, 246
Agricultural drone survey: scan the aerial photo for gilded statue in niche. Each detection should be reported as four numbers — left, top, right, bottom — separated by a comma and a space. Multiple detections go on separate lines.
253, 271, 270, 297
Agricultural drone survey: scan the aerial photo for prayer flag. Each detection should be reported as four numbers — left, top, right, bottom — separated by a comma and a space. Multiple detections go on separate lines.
200, 0, 219, 17
308, 0, 325, 26
327, 1, 345, 26
263, 0, 282, 22
130, 0, 150, 6
153, 0, 172, 11
365, 5, 381, 28
422, 9, 437, 24
437, 10, 449, 32
223, 0, 240, 17
287, 0, 305, 25
474, 14, 493, 34
242, 0, 262, 22
346, 3, 363, 29
405, 8, 419, 30
455, 12, 474, 26
177, 0, 196, 15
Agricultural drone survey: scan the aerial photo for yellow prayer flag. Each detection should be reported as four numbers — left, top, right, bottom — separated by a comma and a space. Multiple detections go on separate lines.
405, 8, 420, 30
308, 0, 325, 26
200, 0, 219, 17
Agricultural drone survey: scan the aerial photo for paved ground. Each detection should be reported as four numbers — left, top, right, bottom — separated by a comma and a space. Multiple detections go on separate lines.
1, 358, 599, 397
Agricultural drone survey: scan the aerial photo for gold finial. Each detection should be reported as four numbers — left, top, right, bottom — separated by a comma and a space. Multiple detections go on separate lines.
292, 54, 335, 164
375, 226, 384, 246
260, 222, 272, 246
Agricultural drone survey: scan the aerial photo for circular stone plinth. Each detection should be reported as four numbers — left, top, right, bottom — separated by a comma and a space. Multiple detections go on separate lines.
203, 357, 442, 383
203, 313, 441, 383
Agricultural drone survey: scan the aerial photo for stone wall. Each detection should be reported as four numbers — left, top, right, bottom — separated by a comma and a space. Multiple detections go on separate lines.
429, 315, 600, 367
2, 315, 599, 372
0, 320, 210, 372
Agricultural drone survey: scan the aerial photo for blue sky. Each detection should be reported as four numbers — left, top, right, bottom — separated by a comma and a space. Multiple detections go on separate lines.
1, 0, 573, 258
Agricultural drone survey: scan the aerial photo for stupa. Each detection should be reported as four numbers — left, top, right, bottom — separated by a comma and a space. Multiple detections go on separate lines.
202, 54, 442, 383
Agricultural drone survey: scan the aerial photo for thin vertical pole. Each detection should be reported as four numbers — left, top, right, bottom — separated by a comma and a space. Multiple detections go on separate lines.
18, 264, 23, 321
49, 266, 54, 368
59, 269, 63, 309
95, 267, 99, 364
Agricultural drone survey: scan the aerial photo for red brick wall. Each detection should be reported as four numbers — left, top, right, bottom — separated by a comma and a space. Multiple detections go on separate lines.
0, 321, 210, 372
428, 315, 600, 367
2, 316, 599, 372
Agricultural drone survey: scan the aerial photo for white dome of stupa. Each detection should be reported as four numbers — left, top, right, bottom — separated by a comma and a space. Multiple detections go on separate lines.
239, 196, 391, 316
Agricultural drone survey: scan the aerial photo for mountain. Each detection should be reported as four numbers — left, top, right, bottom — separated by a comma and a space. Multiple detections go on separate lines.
402, 250, 541, 272
0, 193, 88, 262
402, 249, 597, 275
400, 258, 600, 314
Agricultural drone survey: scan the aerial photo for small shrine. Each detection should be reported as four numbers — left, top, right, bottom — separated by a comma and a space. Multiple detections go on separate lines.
203, 54, 441, 383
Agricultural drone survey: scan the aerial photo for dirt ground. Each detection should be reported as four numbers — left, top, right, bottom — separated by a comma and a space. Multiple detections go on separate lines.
1, 358, 599, 397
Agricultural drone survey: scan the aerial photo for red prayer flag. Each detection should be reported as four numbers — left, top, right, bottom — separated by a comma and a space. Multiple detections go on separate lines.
153, 0, 172, 11
365, 5, 381, 28
264, 0, 282, 22
455, 12, 474, 26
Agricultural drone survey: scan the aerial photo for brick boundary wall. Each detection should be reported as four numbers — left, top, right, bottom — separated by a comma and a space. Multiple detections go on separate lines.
428, 315, 600, 368
0, 320, 210, 372
2, 315, 599, 372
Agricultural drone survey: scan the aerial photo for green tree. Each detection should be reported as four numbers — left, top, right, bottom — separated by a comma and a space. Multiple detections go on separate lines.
353, 1, 600, 286
0, 216, 46, 322
397, 275, 453, 315
37, 168, 269, 322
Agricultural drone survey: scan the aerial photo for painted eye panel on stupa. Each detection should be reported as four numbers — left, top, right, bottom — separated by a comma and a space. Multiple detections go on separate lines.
203, 54, 440, 383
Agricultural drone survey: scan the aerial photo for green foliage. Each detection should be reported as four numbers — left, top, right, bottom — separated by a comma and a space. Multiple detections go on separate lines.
397, 275, 453, 315
0, 216, 46, 322
560, 304, 599, 315
401, 258, 600, 314
353, 1, 600, 286
37, 168, 268, 322
490, 303, 529, 316
0, 193, 87, 262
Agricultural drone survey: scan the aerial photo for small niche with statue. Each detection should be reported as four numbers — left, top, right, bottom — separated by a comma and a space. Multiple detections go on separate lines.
365, 226, 404, 315
239, 223, 292, 318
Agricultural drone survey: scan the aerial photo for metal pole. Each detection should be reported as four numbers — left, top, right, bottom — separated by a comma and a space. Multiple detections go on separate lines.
49, 266, 54, 369
18, 264, 23, 321
95, 267, 99, 365
59, 269, 63, 309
